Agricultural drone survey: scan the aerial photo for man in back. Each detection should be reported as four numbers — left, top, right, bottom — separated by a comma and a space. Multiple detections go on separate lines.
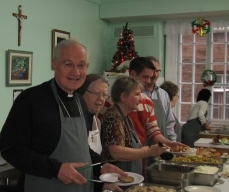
143, 56, 177, 142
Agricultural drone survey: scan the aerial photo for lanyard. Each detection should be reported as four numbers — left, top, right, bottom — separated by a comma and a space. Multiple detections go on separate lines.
114, 103, 142, 147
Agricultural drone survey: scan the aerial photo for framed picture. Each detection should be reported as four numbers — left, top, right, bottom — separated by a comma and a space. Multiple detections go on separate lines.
52, 29, 70, 58
13, 89, 23, 102
7, 50, 33, 86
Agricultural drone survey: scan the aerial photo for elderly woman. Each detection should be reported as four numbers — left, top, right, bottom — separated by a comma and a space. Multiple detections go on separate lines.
78, 74, 123, 192
78, 74, 109, 154
160, 81, 181, 142
101, 75, 167, 175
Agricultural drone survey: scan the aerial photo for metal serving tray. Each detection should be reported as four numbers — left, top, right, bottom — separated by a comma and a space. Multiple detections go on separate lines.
125, 183, 178, 192
170, 156, 228, 167
145, 162, 194, 189
192, 165, 222, 186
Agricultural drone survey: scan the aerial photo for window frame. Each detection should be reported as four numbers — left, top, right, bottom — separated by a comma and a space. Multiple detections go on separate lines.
177, 28, 229, 125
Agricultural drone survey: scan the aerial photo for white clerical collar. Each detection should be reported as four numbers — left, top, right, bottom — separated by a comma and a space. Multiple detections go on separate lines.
67, 94, 73, 97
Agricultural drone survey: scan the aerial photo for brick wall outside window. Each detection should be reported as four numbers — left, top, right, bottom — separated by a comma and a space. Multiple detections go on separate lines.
179, 32, 229, 123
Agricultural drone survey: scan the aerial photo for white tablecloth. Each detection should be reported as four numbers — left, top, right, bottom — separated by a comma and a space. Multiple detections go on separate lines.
194, 138, 229, 150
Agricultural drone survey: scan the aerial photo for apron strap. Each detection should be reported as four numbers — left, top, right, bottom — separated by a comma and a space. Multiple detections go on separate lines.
50, 79, 60, 103
114, 103, 142, 147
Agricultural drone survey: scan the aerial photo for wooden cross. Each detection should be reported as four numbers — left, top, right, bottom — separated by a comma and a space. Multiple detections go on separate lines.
12, 5, 27, 46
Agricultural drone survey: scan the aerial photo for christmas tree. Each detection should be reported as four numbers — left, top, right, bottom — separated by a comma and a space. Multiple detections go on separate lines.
111, 22, 139, 72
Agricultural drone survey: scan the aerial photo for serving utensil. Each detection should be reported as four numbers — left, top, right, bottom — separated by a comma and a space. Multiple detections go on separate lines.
158, 142, 174, 160
87, 178, 118, 183
160, 152, 174, 160
76, 160, 117, 171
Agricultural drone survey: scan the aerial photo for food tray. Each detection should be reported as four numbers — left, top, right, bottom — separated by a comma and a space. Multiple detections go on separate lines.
125, 183, 178, 192
170, 156, 228, 166
193, 165, 222, 186
146, 163, 194, 180
145, 162, 194, 189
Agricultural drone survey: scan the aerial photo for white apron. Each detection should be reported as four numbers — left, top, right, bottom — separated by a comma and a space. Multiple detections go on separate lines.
88, 115, 102, 154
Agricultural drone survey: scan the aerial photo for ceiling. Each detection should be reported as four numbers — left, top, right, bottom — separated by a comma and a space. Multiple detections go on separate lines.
85, 0, 229, 22
102, 10, 229, 22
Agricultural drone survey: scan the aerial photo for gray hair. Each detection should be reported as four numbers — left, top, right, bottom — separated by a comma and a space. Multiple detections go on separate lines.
77, 74, 109, 96
160, 81, 179, 101
90, 77, 109, 90
52, 39, 88, 61
111, 75, 143, 103
99, 77, 109, 86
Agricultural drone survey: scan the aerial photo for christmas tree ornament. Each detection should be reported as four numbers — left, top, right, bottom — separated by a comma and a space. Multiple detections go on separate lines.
191, 18, 211, 37
201, 70, 217, 87
111, 22, 139, 72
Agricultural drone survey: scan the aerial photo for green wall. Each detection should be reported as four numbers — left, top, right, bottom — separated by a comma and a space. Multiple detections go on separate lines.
104, 20, 165, 73
100, 0, 229, 19
0, 0, 108, 129
1, 0, 228, 129
101, 0, 229, 74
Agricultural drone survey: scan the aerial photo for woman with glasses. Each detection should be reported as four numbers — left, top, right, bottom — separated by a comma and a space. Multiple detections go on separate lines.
100, 75, 167, 175
78, 74, 110, 155
160, 81, 181, 142
78, 74, 123, 192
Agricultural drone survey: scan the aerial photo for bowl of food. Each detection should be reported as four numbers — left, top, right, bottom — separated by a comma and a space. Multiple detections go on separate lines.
221, 137, 229, 145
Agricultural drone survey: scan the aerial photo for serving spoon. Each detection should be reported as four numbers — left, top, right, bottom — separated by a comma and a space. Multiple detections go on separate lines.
87, 178, 119, 183
158, 142, 174, 160
76, 160, 117, 171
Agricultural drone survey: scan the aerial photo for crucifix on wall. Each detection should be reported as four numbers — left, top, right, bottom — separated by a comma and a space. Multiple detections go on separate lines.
12, 5, 28, 46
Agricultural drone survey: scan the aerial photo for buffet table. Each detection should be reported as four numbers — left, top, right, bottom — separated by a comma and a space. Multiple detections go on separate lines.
192, 138, 229, 191
1, 161, 228, 191
194, 138, 229, 153
199, 131, 229, 139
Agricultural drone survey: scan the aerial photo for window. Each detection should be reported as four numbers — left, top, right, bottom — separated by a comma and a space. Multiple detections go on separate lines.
178, 26, 229, 123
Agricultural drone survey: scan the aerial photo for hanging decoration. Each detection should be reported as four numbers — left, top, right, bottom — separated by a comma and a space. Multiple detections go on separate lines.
201, 70, 217, 87
191, 18, 211, 37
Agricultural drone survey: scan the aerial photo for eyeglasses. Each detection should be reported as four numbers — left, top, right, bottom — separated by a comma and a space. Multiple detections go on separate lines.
87, 90, 110, 100
62, 62, 89, 71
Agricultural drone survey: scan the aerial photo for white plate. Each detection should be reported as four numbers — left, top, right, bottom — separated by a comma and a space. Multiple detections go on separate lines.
185, 186, 221, 192
99, 172, 144, 186
169, 148, 197, 155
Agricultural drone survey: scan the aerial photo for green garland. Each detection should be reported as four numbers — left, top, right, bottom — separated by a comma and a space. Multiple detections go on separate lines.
201, 70, 217, 87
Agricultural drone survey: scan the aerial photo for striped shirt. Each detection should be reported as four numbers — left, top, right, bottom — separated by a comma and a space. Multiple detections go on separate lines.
98, 93, 162, 145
